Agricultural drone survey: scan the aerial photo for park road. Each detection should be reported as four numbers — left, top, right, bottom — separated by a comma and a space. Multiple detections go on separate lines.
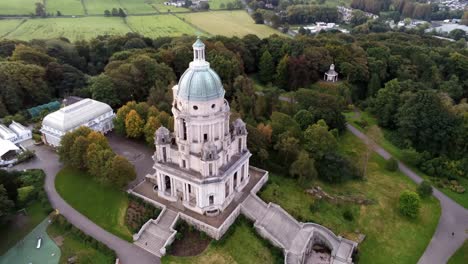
12, 145, 160, 264
347, 124, 468, 264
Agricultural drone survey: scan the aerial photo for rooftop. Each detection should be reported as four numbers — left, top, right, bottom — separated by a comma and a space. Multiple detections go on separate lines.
42, 98, 113, 132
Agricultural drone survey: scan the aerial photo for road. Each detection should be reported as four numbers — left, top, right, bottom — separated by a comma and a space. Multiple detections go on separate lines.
12, 143, 160, 264
347, 124, 468, 264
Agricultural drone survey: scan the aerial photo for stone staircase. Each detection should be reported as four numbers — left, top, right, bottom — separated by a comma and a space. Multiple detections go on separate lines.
241, 194, 357, 264
134, 209, 178, 257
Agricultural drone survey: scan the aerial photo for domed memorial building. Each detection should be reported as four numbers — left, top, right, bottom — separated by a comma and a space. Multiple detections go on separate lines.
147, 38, 251, 216
133, 38, 357, 264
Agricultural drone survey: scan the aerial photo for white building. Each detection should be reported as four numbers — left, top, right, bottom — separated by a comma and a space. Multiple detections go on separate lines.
0, 139, 20, 165
0, 124, 18, 143
147, 38, 251, 216
41, 98, 115, 147
9, 121, 32, 143
324, 64, 339, 82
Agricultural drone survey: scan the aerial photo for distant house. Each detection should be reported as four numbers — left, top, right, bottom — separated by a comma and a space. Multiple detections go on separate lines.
41, 98, 115, 147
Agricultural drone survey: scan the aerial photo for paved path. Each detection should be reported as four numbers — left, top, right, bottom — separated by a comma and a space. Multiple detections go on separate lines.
347, 124, 468, 264
12, 145, 160, 264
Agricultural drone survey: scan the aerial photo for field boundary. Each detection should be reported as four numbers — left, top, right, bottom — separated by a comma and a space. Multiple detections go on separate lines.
80, 0, 89, 15
0, 19, 27, 38
171, 13, 210, 36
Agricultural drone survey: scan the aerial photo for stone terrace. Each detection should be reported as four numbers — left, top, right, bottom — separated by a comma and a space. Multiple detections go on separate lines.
132, 167, 264, 228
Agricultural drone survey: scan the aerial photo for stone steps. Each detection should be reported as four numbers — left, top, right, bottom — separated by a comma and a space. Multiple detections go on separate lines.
158, 209, 177, 228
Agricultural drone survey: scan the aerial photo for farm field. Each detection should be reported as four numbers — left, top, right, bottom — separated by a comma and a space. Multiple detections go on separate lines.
83, 0, 123, 15
4, 17, 132, 41
46, 0, 85, 16
0, 0, 36, 15
179, 11, 282, 38
0, 19, 24, 38
119, 0, 158, 14
127, 15, 198, 37
208, 0, 233, 9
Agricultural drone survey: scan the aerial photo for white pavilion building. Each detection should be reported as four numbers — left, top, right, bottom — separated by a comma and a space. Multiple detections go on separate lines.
147, 38, 251, 216
324, 63, 338, 82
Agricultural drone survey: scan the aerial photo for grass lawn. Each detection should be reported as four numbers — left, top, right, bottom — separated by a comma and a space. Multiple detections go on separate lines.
46, 0, 85, 16
259, 132, 441, 264
4, 17, 132, 41
448, 240, 468, 264
208, 0, 234, 9
179, 11, 284, 38
0, 202, 48, 255
0, 19, 24, 38
127, 15, 198, 38
163, 216, 283, 264
0, 0, 36, 15
345, 110, 468, 209
120, 0, 158, 14
55, 167, 132, 241
83, 0, 123, 15
47, 219, 114, 264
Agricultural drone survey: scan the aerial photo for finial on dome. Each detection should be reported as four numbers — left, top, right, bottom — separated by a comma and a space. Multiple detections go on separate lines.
192, 36, 205, 62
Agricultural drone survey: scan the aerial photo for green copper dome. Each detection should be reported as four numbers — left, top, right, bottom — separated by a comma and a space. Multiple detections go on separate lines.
177, 67, 225, 101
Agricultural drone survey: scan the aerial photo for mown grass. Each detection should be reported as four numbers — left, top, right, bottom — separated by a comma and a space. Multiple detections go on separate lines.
127, 15, 198, 38
259, 132, 441, 264
119, 0, 158, 14
448, 240, 468, 264
345, 110, 468, 209
3, 17, 132, 41
0, 19, 24, 38
0, 0, 36, 15
55, 167, 132, 241
179, 11, 284, 38
162, 216, 283, 264
46, 0, 85, 16
47, 221, 114, 264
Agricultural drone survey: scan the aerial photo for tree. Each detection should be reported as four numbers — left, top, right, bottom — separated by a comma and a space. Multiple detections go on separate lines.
270, 111, 302, 141
303, 120, 337, 160
294, 110, 314, 130
70, 136, 90, 169
368, 79, 402, 129
274, 134, 300, 165
0, 184, 14, 217
118, 8, 127, 17
89, 74, 120, 107
275, 55, 289, 89
108, 156, 136, 187
350, 10, 368, 26
11, 44, 55, 67
125, 110, 144, 138
396, 90, 458, 155
258, 148, 269, 165
252, 11, 264, 24
114, 104, 133, 135
104, 10, 111, 16
289, 151, 317, 185
399, 190, 421, 218
111, 8, 119, 16
35, 2, 46, 17
258, 50, 274, 84
417, 181, 433, 198
58, 126, 92, 165
56, 11, 62, 16
385, 158, 399, 171
440, 75, 463, 101
317, 152, 358, 183
86, 144, 114, 181
448, 29, 466, 41
144, 116, 162, 146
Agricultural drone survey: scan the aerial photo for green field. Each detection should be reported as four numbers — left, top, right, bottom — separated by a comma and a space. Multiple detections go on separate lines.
120, 0, 158, 14
179, 11, 283, 38
0, 0, 36, 15
83, 0, 123, 15
47, 219, 114, 264
4, 17, 132, 41
259, 132, 441, 264
448, 240, 468, 264
208, 0, 233, 9
55, 167, 132, 241
163, 216, 283, 264
127, 15, 198, 37
0, 19, 24, 38
345, 110, 468, 209
46, 0, 85, 15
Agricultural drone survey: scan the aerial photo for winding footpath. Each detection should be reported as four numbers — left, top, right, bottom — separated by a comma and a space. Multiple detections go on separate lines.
12, 145, 160, 264
347, 124, 468, 264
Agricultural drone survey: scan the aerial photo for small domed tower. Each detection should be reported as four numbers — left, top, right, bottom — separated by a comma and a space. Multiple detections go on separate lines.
148, 37, 252, 216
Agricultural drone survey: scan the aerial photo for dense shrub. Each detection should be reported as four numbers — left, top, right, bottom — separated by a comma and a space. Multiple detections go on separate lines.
401, 148, 422, 166
417, 181, 433, 198
385, 158, 399, 172
343, 209, 354, 221
317, 153, 360, 183
399, 190, 420, 218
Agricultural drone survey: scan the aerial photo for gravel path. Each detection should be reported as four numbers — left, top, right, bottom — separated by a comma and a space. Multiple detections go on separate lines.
12, 145, 160, 264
